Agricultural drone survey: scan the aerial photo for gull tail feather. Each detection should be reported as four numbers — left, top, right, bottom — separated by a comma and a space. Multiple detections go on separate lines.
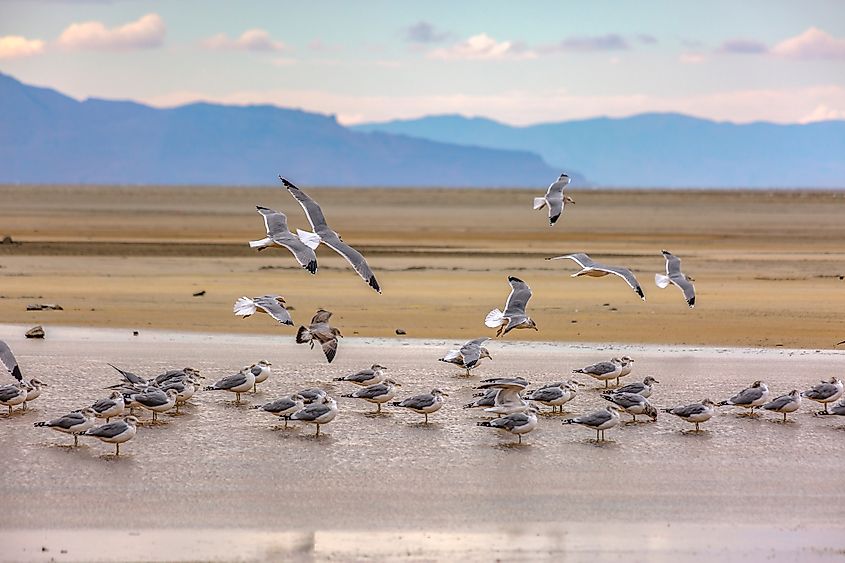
233, 297, 257, 317
533, 197, 547, 210
296, 326, 312, 344
296, 229, 322, 250
249, 237, 273, 249
485, 309, 505, 328
655, 273, 671, 288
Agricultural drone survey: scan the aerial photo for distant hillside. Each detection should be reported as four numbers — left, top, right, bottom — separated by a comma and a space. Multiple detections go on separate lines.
0, 72, 558, 187
353, 113, 845, 188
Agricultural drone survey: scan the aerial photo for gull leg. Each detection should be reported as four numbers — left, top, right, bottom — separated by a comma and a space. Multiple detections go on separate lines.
315, 424, 321, 437
236, 392, 241, 404
22, 402, 27, 412
783, 412, 787, 423
74, 434, 78, 447
152, 411, 157, 423
595, 429, 600, 442
604, 380, 609, 389
824, 403, 829, 414
518, 434, 522, 444
377, 403, 382, 413
424, 413, 429, 424
695, 422, 700, 432
253, 383, 257, 393
116, 443, 120, 456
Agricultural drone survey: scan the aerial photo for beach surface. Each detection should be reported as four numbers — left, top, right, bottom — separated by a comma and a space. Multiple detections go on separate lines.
1, 185, 844, 348
2, 325, 845, 561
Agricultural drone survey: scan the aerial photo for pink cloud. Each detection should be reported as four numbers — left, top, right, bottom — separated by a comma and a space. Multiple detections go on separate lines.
0, 35, 45, 59
771, 27, 845, 60
428, 33, 535, 61
203, 29, 285, 52
58, 13, 165, 50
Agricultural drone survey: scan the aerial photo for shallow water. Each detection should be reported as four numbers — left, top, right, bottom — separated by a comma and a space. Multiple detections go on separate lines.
2, 325, 844, 560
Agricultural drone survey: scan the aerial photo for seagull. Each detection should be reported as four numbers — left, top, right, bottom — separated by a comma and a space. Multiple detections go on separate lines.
281, 176, 381, 293
477, 405, 539, 444
248, 206, 318, 274
601, 392, 658, 423
761, 390, 802, 422
290, 396, 338, 436
130, 388, 178, 423
0, 382, 29, 415
204, 368, 256, 404
107, 363, 148, 388
247, 360, 272, 392
663, 399, 717, 432
485, 277, 538, 337
296, 309, 343, 363
158, 379, 197, 413
463, 389, 498, 410
821, 398, 845, 416
525, 382, 577, 413
533, 173, 574, 226
333, 364, 387, 386
718, 381, 770, 416
23, 378, 47, 410
573, 358, 624, 388
82, 416, 139, 456
802, 377, 844, 414
615, 376, 659, 398
562, 405, 622, 442
253, 394, 305, 427
297, 388, 328, 404
342, 378, 401, 413
0, 339, 22, 382
476, 377, 529, 416
90, 391, 126, 422
34, 407, 97, 447
233, 295, 294, 327
391, 388, 447, 423
439, 338, 492, 376
547, 253, 646, 301
655, 249, 696, 308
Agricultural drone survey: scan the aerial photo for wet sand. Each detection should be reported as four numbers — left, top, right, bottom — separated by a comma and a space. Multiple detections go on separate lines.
1, 185, 845, 348
2, 325, 844, 561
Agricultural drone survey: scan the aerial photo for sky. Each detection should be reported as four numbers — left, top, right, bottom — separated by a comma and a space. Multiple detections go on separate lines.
1, 0, 844, 125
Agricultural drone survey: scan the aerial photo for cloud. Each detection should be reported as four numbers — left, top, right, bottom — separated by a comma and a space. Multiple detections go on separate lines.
679, 52, 706, 64
143, 85, 845, 127
203, 29, 285, 52
637, 34, 658, 45
0, 35, 45, 59
57, 13, 165, 50
716, 39, 768, 54
428, 33, 535, 60
541, 33, 630, 53
403, 21, 451, 44
771, 27, 845, 60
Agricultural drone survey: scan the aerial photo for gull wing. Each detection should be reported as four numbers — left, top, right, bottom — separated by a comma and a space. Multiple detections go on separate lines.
85, 421, 127, 439
503, 276, 532, 317
459, 337, 489, 368
311, 309, 333, 325
546, 252, 596, 269
729, 385, 764, 405
213, 371, 249, 391
292, 402, 330, 421
670, 403, 708, 418
319, 232, 381, 293
270, 232, 318, 274
545, 173, 571, 197
398, 394, 435, 410
573, 409, 612, 427
0, 340, 22, 382
254, 295, 294, 326
320, 337, 338, 363
280, 177, 328, 231
108, 363, 146, 386
662, 250, 682, 277
545, 174, 570, 225
592, 263, 646, 300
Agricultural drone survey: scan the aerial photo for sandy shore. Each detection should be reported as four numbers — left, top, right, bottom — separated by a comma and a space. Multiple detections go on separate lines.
2, 325, 844, 561
1, 185, 844, 348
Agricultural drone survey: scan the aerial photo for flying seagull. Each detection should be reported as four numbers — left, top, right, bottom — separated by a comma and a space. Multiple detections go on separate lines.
438, 337, 492, 376
533, 173, 574, 226
0, 340, 22, 382
249, 206, 318, 274
655, 250, 696, 308
547, 252, 645, 301
280, 176, 381, 293
296, 309, 343, 363
233, 295, 294, 327
485, 276, 538, 337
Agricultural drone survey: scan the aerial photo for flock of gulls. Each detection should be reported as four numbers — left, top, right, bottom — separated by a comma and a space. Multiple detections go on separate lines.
1, 174, 843, 454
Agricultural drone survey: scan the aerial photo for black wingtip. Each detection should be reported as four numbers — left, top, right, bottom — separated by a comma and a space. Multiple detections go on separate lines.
278, 176, 296, 189
305, 260, 318, 274
295, 326, 309, 344
636, 287, 645, 300
549, 215, 559, 226
508, 275, 524, 283
688, 296, 696, 308
369, 276, 381, 293
12, 365, 22, 382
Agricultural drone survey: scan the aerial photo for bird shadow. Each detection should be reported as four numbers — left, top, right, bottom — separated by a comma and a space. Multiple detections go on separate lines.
406, 421, 440, 429
492, 441, 531, 451
362, 411, 393, 419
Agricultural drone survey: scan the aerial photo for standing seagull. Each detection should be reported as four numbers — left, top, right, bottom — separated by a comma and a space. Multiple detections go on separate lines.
478, 405, 539, 444
90, 391, 125, 422
204, 368, 256, 404
253, 394, 305, 427
573, 358, 624, 389
296, 309, 343, 363
233, 295, 294, 327
248, 206, 318, 274
391, 388, 448, 423
562, 406, 622, 442
342, 379, 401, 413
290, 396, 338, 436
439, 337, 492, 376
655, 250, 696, 308
802, 377, 844, 414
333, 364, 387, 386
601, 392, 658, 423
485, 277, 538, 337
0, 383, 29, 415
82, 416, 138, 456
663, 399, 716, 432
248, 360, 272, 392
526, 382, 577, 413
761, 390, 802, 422
718, 381, 770, 416
547, 253, 645, 301
533, 173, 575, 226
281, 176, 381, 293
34, 408, 98, 447
0, 339, 22, 382
616, 376, 659, 398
